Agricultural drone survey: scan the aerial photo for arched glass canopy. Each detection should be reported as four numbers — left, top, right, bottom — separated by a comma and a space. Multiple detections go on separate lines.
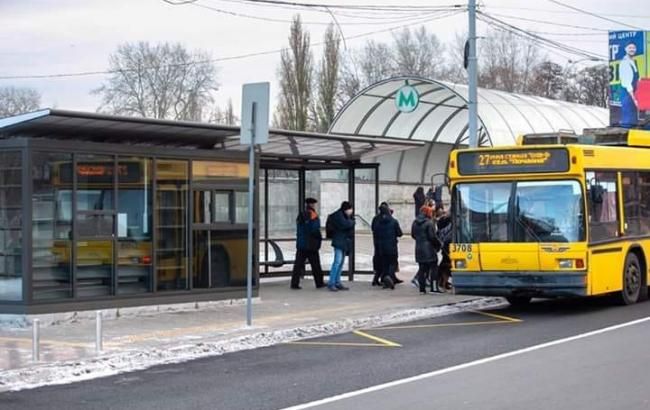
329, 76, 608, 183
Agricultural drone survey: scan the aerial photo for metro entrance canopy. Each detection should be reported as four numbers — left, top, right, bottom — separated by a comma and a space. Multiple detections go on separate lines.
329, 77, 609, 184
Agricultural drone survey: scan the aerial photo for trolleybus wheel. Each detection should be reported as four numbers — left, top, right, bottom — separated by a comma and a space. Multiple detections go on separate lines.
505, 296, 531, 307
620, 253, 642, 305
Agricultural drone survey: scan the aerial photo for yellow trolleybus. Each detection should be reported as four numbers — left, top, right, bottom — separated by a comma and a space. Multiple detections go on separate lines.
448, 128, 650, 306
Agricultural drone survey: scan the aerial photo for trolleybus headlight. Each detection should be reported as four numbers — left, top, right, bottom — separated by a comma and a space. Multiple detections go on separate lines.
454, 260, 467, 269
558, 259, 573, 269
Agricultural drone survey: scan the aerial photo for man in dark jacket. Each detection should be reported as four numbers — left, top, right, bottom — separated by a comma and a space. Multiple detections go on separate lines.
291, 198, 324, 289
371, 202, 403, 289
412, 206, 441, 293
328, 201, 355, 291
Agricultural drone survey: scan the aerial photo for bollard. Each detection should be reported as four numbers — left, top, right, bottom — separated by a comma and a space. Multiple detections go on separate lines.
32, 318, 40, 362
95, 311, 103, 353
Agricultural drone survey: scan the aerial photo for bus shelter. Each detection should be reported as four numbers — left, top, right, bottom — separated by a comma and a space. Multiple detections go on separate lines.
0, 109, 422, 314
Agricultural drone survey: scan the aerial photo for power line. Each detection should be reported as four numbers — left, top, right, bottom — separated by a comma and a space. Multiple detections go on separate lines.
233, 0, 466, 12
485, 5, 650, 20
546, 0, 644, 30
190, 1, 453, 25
477, 12, 606, 61
484, 12, 609, 32
0, 10, 463, 81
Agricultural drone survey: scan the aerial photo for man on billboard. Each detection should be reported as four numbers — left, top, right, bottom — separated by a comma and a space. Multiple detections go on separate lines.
609, 31, 649, 129
619, 41, 640, 127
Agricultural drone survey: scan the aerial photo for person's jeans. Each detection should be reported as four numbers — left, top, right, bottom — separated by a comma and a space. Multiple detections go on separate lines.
328, 247, 345, 288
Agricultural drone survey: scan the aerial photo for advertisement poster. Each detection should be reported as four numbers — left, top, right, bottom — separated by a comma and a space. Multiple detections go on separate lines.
609, 30, 650, 128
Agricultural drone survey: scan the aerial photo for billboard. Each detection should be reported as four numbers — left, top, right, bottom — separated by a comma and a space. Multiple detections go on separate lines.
609, 31, 650, 128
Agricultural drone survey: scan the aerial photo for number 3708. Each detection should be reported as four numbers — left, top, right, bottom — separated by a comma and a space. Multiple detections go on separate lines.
452, 243, 473, 252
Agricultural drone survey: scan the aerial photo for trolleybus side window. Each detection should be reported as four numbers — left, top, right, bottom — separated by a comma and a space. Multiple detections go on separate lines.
586, 171, 619, 242
622, 172, 641, 236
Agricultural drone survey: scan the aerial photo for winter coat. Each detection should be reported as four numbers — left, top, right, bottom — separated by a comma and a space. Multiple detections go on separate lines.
330, 209, 355, 253
371, 211, 403, 257
296, 208, 322, 252
413, 189, 426, 217
437, 215, 453, 263
411, 214, 441, 263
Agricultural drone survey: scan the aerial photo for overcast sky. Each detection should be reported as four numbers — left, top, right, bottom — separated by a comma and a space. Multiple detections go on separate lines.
0, 0, 646, 116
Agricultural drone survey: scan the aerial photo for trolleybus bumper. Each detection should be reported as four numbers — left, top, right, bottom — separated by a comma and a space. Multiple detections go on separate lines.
453, 271, 587, 298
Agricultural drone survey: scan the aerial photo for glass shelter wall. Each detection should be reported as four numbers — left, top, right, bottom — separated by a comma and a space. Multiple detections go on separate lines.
0, 143, 251, 310
0, 152, 23, 301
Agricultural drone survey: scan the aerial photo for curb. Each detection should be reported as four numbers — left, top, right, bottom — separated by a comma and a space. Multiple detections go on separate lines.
0, 297, 504, 392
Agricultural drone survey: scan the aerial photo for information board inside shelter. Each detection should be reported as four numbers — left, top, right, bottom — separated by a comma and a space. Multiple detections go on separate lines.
457, 148, 570, 175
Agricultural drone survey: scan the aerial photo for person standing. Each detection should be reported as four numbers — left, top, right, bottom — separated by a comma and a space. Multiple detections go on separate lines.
619, 41, 640, 127
291, 198, 325, 290
371, 202, 403, 290
328, 201, 355, 292
411, 206, 441, 294
436, 207, 453, 292
413, 187, 426, 218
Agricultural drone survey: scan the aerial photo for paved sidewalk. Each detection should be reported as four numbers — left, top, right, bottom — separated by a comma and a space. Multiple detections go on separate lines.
0, 277, 474, 372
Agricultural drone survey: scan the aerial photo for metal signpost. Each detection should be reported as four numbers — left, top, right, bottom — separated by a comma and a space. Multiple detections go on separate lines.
241, 82, 269, 326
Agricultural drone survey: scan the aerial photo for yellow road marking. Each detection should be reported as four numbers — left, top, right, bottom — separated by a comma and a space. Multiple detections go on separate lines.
469, 310, 522, 323
371, 310, 522, 331
352, 330, 401, 347
375, 320, 516, 331
288, 329, 401, 348
289, 341, 390, 347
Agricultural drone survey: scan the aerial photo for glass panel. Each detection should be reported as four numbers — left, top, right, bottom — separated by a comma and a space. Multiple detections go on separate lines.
513, 180, 584, 242
622, 172, 641, 236
586, 172, 619, 242
214, 192, 230, 223
77, 214, 114, 238
32, 152, 73, 300
0, 152, 22, 301
454, 182, 511, 243
117, 157, 153, 295
639, 173, 650, 235
454, 181, 585, 243
193, 191, 212, 224
76, 240, 113, 297
75, 155, 115, 211
193, 229, 247, 288
234, 191, 249, 224
156, 160, 189, 291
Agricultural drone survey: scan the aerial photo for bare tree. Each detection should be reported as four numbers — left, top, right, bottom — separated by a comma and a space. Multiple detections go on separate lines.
94, 42, 219, 121
313, 24, 341, 133
209, 98, 238, 125
275, 15, 314, 131
478, 29, 541, 93
392, 27, 445, 79
528, 61, 566, 99
573, 65, 609, 108
338, 40, 395, 106
0, 86, 41, 118
440, 31, 468, 84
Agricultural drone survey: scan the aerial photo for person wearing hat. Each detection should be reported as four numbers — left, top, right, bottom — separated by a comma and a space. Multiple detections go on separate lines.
327, 201, 355, 291
291, 197, 325, 289
411, 205, 442, 294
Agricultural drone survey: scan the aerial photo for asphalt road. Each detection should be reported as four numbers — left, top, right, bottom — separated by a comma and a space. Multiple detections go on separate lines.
2, 297, 650, 410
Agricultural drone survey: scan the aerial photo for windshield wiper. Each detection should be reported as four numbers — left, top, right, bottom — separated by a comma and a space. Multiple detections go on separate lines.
514, 199, 542, 242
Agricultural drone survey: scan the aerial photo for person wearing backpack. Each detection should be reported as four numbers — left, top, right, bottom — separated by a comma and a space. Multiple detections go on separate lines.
291, 197, 325, 290
371, 202, 403, 290
412, 206, 442, 294
327, 201, 355, 292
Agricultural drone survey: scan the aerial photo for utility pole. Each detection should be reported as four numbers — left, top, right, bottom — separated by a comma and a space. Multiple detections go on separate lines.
468, 0, 479, 148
